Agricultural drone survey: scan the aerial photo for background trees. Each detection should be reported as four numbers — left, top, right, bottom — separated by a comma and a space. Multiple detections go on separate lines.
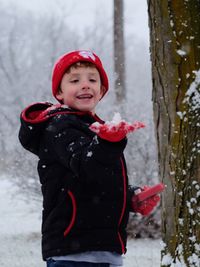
148, 0, 200, 266
113, 0, 126, 103
0, 1, 158, 236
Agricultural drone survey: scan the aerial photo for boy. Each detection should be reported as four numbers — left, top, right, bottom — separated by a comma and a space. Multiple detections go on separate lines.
19, 50, 160, 267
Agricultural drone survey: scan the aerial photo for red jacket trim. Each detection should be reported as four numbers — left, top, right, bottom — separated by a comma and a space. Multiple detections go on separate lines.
21, 102, 105, 124
117, 157, 127, 254
63, 190, 77, 237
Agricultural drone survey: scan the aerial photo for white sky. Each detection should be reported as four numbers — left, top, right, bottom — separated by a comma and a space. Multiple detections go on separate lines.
1, 0, 149, 43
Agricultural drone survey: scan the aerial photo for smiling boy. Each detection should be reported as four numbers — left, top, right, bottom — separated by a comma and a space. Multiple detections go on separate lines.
19, 50, 160, 267
56, 61, 104, 113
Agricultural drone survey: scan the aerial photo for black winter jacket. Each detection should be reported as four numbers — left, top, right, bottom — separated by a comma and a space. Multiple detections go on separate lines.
19, 102, 133, 260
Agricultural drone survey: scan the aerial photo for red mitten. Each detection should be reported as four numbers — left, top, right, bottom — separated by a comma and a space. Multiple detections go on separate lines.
90, 114, 145, 142
132, 186, 160, 216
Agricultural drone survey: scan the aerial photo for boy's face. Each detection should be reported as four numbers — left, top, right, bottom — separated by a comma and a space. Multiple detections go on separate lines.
56, 66, 103, 114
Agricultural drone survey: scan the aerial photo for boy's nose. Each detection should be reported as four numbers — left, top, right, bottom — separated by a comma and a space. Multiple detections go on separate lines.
81, 80, 90, 89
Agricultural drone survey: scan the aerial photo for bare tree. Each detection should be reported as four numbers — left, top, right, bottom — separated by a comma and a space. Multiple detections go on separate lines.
113, 0, 126, 103
0, 5, 74, 174
148, 0, 200, 266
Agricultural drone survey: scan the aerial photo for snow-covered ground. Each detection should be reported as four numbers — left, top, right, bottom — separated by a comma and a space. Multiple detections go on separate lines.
0, 176, 161, 267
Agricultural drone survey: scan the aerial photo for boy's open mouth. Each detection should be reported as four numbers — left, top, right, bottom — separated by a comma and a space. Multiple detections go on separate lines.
77, 94, 93, 99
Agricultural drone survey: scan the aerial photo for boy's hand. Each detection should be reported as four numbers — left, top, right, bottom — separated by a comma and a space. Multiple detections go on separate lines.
89, 121, 145, 142
131, 186, 160, 216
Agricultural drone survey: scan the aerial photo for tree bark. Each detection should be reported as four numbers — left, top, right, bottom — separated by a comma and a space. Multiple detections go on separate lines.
147, 1, 200, 266
113, 0, 126, 103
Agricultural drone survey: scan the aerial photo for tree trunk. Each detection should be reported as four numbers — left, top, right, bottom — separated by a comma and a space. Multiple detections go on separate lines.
147, 1, 200, 266
113, 0, 126, 103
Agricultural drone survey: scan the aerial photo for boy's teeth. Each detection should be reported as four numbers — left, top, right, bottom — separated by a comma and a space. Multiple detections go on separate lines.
77, 95, 92, 99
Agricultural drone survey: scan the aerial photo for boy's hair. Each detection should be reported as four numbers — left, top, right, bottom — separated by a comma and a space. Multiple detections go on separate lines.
52, 50, 109, 103
65, 61, 96, 73
57, 61, 106, 96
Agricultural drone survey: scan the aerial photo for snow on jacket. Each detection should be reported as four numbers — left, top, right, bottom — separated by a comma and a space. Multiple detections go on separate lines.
18, 102, 132, 260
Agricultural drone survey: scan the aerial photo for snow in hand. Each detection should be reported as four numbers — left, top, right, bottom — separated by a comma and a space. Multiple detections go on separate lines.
90, 112, 145, 142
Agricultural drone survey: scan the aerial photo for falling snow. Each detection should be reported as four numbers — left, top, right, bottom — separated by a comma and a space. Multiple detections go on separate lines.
87, 151, 93, 157
177, 49, 187, 56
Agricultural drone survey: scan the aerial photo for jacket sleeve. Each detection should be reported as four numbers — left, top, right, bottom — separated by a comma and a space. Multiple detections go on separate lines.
45, 116, 127, 177
127, 186, 142, 212
19, 117, 44, 155
18, 102, 53, 155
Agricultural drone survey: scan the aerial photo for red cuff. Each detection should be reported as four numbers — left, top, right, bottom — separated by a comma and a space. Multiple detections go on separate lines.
21, 102, 53, 124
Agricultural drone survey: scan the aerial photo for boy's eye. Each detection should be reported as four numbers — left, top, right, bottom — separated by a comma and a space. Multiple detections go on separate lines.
90, 78, 97, 82
70, 79, 79, 83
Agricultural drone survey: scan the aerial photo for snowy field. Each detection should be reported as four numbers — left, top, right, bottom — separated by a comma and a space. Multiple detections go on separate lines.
0, 176, 161, 267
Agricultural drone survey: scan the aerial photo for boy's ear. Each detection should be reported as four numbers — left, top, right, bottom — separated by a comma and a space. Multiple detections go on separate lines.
56, 90, 63, 101
100, 85, 106, 100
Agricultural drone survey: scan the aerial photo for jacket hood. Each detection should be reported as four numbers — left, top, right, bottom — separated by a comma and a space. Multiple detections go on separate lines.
19, 102, 83, 155
19, 102, 103, 155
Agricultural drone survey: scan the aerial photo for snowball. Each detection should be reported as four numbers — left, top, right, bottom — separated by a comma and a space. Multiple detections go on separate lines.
90, 113, 124, 131
90, 112, 145, 134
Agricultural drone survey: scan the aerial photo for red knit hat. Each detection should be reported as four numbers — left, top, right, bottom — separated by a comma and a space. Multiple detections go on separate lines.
52, 50, 109, 102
